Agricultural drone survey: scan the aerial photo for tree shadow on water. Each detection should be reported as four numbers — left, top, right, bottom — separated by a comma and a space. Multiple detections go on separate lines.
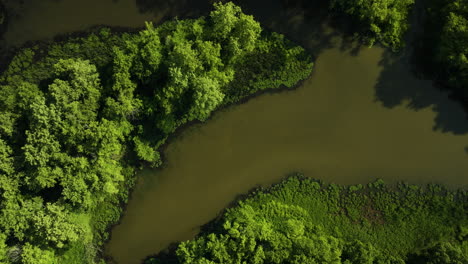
235, 0, 353, 57
337, 35, 363, 56
234, 0, 369, 58
135, 0, 214, 22
374, 49, 468, 135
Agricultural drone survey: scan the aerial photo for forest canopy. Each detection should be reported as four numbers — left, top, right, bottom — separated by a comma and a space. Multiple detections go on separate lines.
0, 2, 313, 263
427, 0, 468, 99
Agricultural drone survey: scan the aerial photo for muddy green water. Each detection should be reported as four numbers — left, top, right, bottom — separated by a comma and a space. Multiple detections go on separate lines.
2, 1, 468, 264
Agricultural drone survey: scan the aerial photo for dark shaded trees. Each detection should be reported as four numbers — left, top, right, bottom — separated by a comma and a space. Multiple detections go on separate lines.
329, 0, 414, 50
433, 0, 468, 97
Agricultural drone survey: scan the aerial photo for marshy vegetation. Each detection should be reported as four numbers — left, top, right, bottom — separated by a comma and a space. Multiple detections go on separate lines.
145, 175, 468, 263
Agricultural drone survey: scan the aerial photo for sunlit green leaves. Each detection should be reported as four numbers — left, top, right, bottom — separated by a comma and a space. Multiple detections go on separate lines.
175, 199, 343, 264
133, 137, 161, 165
330, 0, 414, 50
0, 233, 7, 263
209, 2, 261, 60
32, 203, 84, 248
189, 76, 225, 121
21, 243, 57, 264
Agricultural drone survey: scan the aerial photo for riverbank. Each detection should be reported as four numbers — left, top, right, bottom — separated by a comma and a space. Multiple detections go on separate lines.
105, 37, 468, 263
144, 174, 468, 263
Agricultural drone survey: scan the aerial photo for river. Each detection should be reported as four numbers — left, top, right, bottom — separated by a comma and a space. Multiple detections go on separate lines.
1, 1, 467, 264
106, 39, 468, 264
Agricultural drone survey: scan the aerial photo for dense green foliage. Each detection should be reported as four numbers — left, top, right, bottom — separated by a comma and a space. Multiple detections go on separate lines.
423, 0, 468, 98
329, 0, 414, 50
146, 175, 468, 263
0, 2, 313, 263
